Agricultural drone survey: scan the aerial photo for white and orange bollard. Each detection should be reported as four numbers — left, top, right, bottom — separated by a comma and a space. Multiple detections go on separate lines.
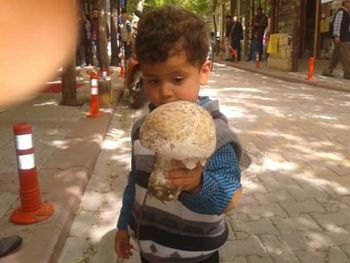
87, 74, 101, 118
11, 123, 54, 224
306, 57, 314, 80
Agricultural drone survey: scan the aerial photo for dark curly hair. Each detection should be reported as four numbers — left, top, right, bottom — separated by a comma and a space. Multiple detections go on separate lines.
135, 6, 209, 68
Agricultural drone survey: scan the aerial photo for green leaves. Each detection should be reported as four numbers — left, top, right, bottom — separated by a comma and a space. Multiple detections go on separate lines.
127, 0, 215, 17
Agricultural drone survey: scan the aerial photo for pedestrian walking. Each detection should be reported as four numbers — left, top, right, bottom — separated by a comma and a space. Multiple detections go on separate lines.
230, 16, 243, 62
248, 7, 268, 61
120, 13, 132, 61
224, 15, 234, 61
76, 11, 91, 67
90, 8, 101, 66
114, 5, 242, 263
322, 0, 350, 79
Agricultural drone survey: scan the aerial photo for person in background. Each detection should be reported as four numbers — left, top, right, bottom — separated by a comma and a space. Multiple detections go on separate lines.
224, 15, 234, 61
76, 11, 90, 67
322, 0, 350, 79
230, 16, 243, 62
249, 7, 268, 61
251, 32, 260, 62
90, 8, 101, 66
120, 13, 132, 61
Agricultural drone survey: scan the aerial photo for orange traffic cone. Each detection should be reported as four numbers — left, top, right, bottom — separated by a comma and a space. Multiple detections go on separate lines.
11, 123, 54, 224
119, 56, 125, 78
306, 57, 314, 80
87, 74, 101, 118
255, 53, 260, 69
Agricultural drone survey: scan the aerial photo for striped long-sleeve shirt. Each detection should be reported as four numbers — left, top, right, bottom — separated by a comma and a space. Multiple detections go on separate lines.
117, 97, 242, 230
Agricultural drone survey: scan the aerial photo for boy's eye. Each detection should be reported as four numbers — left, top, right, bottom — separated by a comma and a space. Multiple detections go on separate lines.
174, 77, 184, 84
145, 79, 159, 85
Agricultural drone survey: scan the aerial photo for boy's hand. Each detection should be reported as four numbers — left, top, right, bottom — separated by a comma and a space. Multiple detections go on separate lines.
166, 160, 202, 193
115, 230, 133, 259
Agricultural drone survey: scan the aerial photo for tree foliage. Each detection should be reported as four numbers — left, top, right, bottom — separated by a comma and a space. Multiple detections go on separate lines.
127, 0, 215, 17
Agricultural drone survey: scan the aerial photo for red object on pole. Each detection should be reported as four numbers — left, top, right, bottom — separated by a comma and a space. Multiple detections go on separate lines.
119, 56, 125, 78
231, 48, 237, 63
307, 57, 314, 80
255, 53, 260, 69
11, 123, 54, 224
87, 74, 101, 118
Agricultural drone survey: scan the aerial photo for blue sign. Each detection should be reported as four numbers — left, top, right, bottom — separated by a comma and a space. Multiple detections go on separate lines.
120, 0, 125, 8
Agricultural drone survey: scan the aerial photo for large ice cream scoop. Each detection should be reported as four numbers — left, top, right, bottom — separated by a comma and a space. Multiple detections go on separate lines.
139, 100, 216, 202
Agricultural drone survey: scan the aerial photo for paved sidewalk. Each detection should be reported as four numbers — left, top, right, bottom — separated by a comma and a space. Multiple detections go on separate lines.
59, 64, 350, 263
220, 58, 350, 93
1, 61, 349, 263
0, 67, 124, 263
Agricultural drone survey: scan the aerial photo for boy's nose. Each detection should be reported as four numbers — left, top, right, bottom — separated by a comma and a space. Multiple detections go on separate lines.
159, 84, 174, 100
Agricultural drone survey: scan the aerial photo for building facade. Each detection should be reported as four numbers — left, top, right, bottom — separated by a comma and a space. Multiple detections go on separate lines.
214, 0, 340, 71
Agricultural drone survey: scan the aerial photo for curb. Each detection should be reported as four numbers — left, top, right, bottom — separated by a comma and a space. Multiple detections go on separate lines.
221, 61, 350, 93
1, 85, 124, 263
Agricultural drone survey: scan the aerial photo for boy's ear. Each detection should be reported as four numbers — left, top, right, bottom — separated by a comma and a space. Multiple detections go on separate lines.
200, 60, 212, 85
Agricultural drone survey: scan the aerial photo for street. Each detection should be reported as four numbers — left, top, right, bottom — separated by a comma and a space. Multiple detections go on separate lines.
57, 63, 350, 263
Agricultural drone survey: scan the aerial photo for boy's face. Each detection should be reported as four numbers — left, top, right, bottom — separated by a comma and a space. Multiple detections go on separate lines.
140, 51, 211, 107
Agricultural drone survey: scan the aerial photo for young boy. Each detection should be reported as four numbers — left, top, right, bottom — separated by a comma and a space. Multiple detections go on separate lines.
115, 6, 242, 263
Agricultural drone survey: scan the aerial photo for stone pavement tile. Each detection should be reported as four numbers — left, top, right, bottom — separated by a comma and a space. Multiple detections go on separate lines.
295, 251, 327, 263
241, 179, 268, 196
91, 229, 120, 263
342, 245, 350, 259
58, 236, 91, 263
272, 215, 323, 235
246, 255, 273, 263
305, 228, 350, 251
279, 199, 326, 217
0, 222, 62, 263
0, 192, 17, 218
69, 210, 100, 238
235, 194, 259, 208
258, 174, 284, 193
285, 180, 330, 203
259, 234, 286, 257
254, 190, 295, 204
230, 218, 279, 236
220, 255, 247, 263
260, 235, 300, 263
310, 211, 350, 231
279, 232, 314, 251
328, 246, 350, 263
220, 236, 269, 259
328, 164, 350, 177
227, 211, 250, 224
342, 196, 350, 206
238, 203, 288, 221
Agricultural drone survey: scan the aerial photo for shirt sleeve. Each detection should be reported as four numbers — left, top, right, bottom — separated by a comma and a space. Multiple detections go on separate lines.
117, 157, 136, 230
333, 10, 344, 37
180, 144, 241, 214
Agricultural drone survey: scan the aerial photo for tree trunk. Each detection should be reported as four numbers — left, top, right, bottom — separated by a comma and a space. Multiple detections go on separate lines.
61, 57, 78, 106
110, 0, 120, 66
291, 0, 300, 72
98, 0, 109, 69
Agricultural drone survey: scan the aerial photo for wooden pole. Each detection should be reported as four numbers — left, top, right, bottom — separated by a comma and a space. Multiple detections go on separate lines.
313, 0, 321, 58
291, 0, 300, 72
